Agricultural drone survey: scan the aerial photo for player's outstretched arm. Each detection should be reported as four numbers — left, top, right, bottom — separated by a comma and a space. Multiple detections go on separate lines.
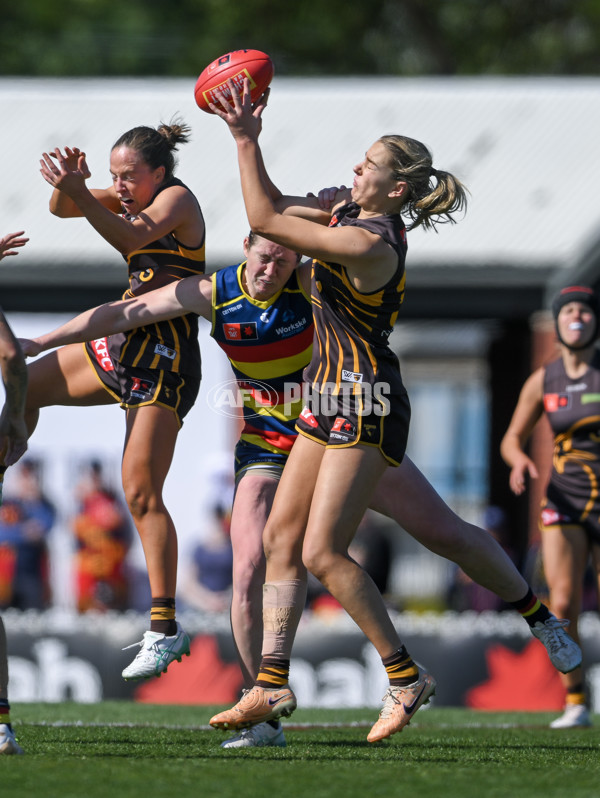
20, 275, 213, 357
213, 80, 383, 268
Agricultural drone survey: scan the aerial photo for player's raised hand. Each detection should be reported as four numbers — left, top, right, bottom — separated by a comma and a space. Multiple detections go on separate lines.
0, 231, 28, 261
210, 78, 266, 142
62, 147, 92, 179
40, 147, 89, 194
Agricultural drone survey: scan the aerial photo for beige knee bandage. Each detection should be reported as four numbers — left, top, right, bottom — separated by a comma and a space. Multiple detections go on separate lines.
262, 579, 307, 659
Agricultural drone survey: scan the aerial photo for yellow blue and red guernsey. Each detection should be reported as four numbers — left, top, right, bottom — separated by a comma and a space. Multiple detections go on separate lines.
211, 262, 313, 475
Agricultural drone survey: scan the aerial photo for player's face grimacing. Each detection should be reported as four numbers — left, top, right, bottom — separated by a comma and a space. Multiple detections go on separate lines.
351, 141, 406, 211
242, 235, 300, 300
557, 301, 597, 349
109, 146, 166, 216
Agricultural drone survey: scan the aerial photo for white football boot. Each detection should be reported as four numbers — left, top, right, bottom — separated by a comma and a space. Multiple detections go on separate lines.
530, 616, 582, 673
0, 724, 24, 755
221, 721, 287, 748
550, 704, 591, 729
122, 622, 190, 680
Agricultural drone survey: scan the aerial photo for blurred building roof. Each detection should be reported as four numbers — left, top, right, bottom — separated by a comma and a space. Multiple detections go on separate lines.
1, 76, 599, 316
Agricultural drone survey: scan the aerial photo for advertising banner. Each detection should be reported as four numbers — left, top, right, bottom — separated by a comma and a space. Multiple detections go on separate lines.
6, 610, 600, 710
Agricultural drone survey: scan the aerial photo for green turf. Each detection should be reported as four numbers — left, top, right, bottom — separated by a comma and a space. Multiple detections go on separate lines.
2, 703, 599, 798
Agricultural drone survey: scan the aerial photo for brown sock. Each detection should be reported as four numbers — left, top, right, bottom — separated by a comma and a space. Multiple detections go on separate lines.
256, 656, 290, 688
382, 646, 419, 687
566, 684, 586, 706
150, 597, 177, 635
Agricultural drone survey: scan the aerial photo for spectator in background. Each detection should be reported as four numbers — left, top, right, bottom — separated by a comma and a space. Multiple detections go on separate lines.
179, 503, 233, 613
0, 459, 55, 610
179, 460, 234, 613
72, 460, 132, 612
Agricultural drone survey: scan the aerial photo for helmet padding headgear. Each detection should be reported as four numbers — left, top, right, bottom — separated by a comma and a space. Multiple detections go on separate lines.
551, 284, 599, 350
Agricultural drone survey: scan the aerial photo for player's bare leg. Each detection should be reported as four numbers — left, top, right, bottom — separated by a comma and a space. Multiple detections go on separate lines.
542, 525, 590, 727
0, 617, 23, 754
371, 457, 529, 601
302, 445, 435, 742
0, 343, 113, 501
120, 405, 190, 680
371, 456, 581, 674
210, 436, 319, 732
302, 445, 398, 652
229, 472, 278, 687
213, 439, 435, 741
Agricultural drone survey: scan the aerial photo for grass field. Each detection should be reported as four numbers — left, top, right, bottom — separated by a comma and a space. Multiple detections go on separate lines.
1, 702, 599, 798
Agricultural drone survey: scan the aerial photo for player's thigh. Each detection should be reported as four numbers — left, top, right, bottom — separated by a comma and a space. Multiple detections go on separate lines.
122, 405, 179, 492
230, 472, 279, 571
371, 455, 462, 549
26, 344, 113, 408
541, 524, 589, 592
304, 444, 388, 558
262, 434, 324, 560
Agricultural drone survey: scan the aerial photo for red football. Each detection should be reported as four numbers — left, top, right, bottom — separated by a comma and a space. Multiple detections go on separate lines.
194, 49, 274, 114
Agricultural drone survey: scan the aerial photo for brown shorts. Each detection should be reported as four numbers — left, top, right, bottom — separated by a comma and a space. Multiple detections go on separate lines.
84, 338, 200, 427
540, 483, 600, 545
295, 385, 410, 466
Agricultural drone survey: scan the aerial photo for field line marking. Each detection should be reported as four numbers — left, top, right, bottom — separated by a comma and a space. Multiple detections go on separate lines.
20, 720, 524, 731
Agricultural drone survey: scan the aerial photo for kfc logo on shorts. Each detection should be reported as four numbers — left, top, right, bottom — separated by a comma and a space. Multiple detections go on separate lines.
331, 417, 356, 442
299, 406, 319, 428
91, 338, 114, 372
154, 343, 176, 360
540, 508, 572, 527
130, 377, 155, 399
223, 322, 258, 341
544, 393, 571, 412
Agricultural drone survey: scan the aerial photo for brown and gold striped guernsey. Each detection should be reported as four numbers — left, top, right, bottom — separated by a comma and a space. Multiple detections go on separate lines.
304, 201, 407, 396
542, 350, 600, 531
112, 177, 206, 376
